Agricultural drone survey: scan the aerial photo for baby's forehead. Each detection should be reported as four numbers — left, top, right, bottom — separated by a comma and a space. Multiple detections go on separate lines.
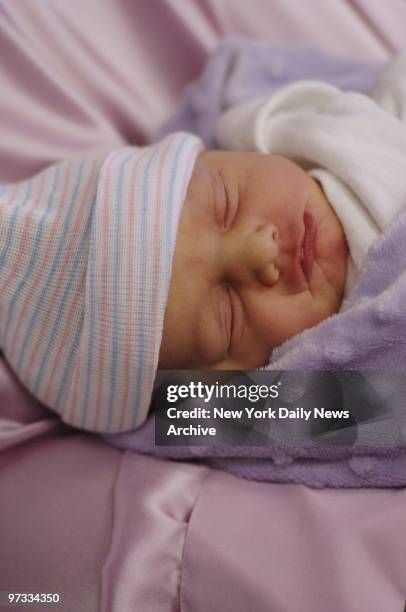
200, 149, 306, 179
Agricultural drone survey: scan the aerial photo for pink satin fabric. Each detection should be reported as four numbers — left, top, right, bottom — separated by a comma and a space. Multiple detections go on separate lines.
1, 1, 406, 610
100, 453, 209, 612
181, 473, 406, 612
1, 0, 406, 182
3, 408, 406, 612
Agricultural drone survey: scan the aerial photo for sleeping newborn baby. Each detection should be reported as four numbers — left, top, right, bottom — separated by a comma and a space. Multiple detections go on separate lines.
160, 51, 406, 374
159, 150, 348, 371
1, 54, 405, 433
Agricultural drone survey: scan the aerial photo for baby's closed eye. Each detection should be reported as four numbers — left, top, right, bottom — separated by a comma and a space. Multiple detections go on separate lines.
212, 171, 239, 231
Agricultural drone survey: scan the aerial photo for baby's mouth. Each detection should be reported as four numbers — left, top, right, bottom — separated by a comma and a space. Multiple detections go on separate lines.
300, 212, 317, 282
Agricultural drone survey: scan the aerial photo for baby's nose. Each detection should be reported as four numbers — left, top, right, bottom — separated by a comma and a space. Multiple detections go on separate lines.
252, 224, 280, 286
221, 223, 280, 286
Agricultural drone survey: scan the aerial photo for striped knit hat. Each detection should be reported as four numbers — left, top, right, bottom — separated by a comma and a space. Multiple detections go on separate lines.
0, 133, 202, 432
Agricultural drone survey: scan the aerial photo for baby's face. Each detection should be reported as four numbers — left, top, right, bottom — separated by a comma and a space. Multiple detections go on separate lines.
159, 150, 348, 370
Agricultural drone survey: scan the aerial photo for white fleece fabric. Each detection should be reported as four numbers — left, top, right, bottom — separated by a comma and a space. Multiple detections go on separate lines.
216, 53, 406, 293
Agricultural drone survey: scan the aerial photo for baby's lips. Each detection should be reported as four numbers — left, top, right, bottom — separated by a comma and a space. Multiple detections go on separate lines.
257, 262, 280, 287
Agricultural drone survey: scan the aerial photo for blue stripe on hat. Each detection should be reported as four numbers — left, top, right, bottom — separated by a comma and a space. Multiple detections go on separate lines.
18, 161, 85, 377
3, 166, 60, 356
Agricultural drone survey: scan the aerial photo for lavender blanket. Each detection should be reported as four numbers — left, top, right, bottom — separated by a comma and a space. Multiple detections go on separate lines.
108, 39, 406, 487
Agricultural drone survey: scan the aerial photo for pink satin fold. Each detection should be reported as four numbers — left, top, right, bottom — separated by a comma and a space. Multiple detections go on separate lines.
181, 472, 406, 611
2, 408, 406, 612
1, 0, 406, 181
0, 426, 122, 612
100, 453, 209, 612
0, 417, 61, 451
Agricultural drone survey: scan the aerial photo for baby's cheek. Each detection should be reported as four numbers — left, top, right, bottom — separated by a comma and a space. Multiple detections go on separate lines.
249, 293, 316, 348
311, 261, 345, 317
195, 312, 228, 368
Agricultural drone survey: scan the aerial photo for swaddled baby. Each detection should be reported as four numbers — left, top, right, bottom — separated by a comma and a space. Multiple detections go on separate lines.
1, 54, 405, 433
160, 52, 406, 372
